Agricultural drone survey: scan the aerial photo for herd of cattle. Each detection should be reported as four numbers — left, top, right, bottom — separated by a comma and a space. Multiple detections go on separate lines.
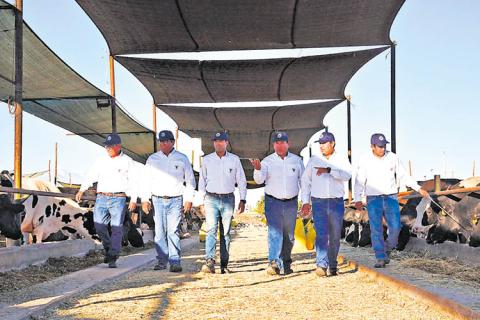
1, 173, 479, 251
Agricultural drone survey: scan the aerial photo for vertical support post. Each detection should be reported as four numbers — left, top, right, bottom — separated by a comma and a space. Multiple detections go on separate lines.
175, 127, 179, 149
408, 160, 413, 176
346, 96, 352, 203
191, 150, 195, 167
434, 174, 441, 193
48, 159, 51, 182
390, 42, 397, 153
152, 104, 157, 152
473, 160, 476, 177
109, 55, 117, 133
54, 142, 58, 185
8, 0, 23, 247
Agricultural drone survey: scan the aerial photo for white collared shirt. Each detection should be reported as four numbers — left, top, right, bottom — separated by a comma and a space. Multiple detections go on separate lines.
80, 152, 139, 200
141, 149, 196, 202
254, 152, 304, 200
301, 151, 352, 203
198, 151, 247, 201
354, 151, 421, 201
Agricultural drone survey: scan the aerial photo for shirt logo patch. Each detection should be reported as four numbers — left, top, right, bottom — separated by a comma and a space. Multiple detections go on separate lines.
229, 168, 233, 173
379, 136, 384, 141
161, 132, 165, 137
175, 165, 179, 170
107, 136, 112, 141
277, 133, 282, 138
292, 168, 296, 172
216, 132, 220, 137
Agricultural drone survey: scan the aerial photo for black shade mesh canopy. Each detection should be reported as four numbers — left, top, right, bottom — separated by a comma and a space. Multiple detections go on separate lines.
76, 0, 404, 55
116, 47, 387, 104
0, 1, 154, 163
158, 100, 341, 181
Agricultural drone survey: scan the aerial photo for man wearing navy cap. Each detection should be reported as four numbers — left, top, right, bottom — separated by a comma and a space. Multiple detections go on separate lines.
354, 133, 429, 268
199, 131, 247, 274
141, 130, 196, 272
76, 133, 138, 268
250, 131, 304, 275
300, 131, 351, 277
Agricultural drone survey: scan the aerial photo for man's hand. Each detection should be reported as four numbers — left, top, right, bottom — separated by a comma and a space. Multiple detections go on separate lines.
249, 159, 261, 170
418, 188, 430, 198
141, 201, 151, 214
184, 201, 193, 214
315, 167, 330, 176
301, 203, 311, 217
128, 201, 137, 212
236, 201, 245, 214
354, 201, 364, 211
75, 191, 84, 203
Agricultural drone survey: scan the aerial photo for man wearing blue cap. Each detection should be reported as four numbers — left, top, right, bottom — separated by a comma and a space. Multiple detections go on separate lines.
250, 131, 304, 275
199, 131, 247, 274
300, 131, 351, 277
354, 133, 429, 268
76, 133, 138, 268
141, 130, 196, 272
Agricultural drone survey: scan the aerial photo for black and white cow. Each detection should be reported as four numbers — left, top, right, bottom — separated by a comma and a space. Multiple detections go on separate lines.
0, 194, 23, 240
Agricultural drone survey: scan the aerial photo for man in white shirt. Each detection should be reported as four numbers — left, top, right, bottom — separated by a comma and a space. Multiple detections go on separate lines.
300, 132, 351, 277
199, 131, 247, 274
354, 133, 429, 268
141, 130, 196, 272
251, 132, 304, 275
76, 133, 138, 268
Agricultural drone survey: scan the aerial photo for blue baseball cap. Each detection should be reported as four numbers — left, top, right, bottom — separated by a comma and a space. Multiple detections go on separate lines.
371, 133, 389, 146
104, 133, 121, 146
212, 131, 229, 141
315, 132, 335, 144
272, 131, 288, 142
158, 130, 175, 141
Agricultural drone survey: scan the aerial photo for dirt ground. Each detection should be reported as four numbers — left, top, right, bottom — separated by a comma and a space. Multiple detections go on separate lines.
37, 212, 456, 320
0, 242, 154, 294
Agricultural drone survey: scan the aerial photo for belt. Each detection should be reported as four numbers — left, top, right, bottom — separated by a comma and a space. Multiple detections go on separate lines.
97, 192, 127, 197
265, 193, 297, 202
311, 196, 343, 201
153, 195, 182, 199
206, 191, 234, 198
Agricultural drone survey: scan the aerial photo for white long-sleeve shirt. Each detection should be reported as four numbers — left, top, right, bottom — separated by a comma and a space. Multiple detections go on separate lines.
198, 151, 247, 202
253, 152, 304, 200
80, 152, 139, 200
354, 151, 421, 201
301, 152, 352, 203
141, 149, 196, 202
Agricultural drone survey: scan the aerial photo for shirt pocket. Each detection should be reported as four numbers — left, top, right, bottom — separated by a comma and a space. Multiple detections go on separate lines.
170, 161, 185, 178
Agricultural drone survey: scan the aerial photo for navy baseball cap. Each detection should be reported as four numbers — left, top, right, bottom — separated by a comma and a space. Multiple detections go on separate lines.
315, 132, 335, 144
272, 131, 288, 142
371, 133, 389, 146
104, 133, 121, 146
212, 131, 229, 141
158, 130, 175, 141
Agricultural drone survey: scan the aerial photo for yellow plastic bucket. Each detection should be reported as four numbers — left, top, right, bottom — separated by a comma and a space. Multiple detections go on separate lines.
293, 217, 316, 251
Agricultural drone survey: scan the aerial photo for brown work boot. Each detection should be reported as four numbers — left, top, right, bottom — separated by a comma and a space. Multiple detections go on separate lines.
266, 261, 281, 276
315, 267, 328, 277
201, 259, 215, 274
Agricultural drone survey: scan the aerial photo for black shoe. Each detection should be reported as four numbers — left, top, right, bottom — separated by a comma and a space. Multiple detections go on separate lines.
201, 259, 215, 274
385, 250, 392, 264
154, 262, 167, 270
266, 261, 280, 276
169, 264, 182, 272
221, 267, 232, 274
284, 265, 293, 275
104, 253, 115, 264
329, 269, 338, 276
374, 259, 386, 268
108, 260, 118, 268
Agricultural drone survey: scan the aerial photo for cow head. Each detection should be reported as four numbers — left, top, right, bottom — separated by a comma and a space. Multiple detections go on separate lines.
0, 195, 24, 240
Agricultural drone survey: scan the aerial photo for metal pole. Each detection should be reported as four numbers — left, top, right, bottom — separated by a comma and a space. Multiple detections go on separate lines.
175, 127, 179, 149
434, 174, 441, 193
473, 160, 476, 177
48, 160, 51, 182
346, 96, 352, 203
13, 0, 23, 200
408, 160, 413, 176
390, 42, 397, 153
54, 142, 58, 185
8, 0, 23, 247
109, 55, 117, 133
152, 104, 157, 152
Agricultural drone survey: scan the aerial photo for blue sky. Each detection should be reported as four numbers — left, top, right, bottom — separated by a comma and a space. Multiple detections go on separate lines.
1, 0, 479, 203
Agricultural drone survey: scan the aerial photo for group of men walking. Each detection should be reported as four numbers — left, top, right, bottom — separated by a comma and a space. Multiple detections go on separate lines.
76, 129, 428, 274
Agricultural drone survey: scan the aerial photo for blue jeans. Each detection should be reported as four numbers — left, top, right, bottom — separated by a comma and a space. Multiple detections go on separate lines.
312, 197, 344, 271
152, 196, 183, 266
204, 193, 235, 266
366, 194, 401, 260
264, 195, 298, 269
93, 195, 126, 256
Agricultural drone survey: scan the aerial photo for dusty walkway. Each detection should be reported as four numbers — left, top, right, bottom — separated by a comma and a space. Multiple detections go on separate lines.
38, 222, 457, 320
